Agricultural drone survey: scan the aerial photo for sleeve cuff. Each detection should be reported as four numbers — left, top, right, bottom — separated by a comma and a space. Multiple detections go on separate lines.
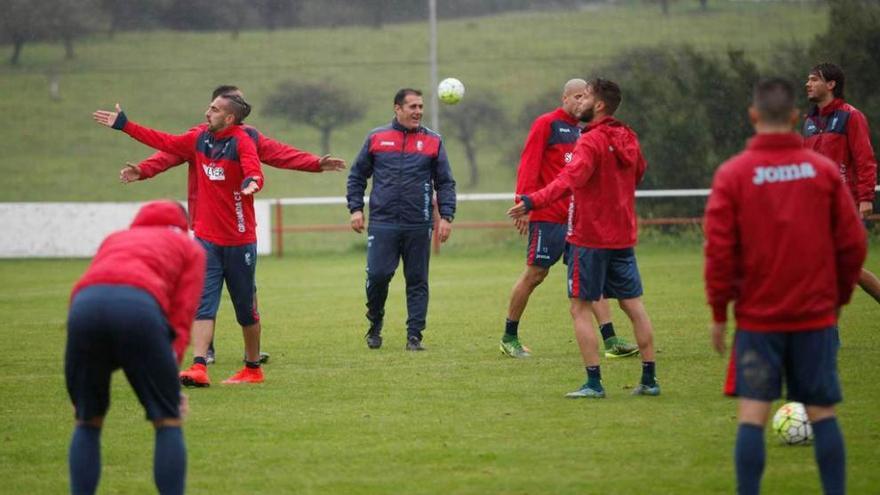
520, 195, 534, 213
241, 177, 260, 190
112, 111, 128, 131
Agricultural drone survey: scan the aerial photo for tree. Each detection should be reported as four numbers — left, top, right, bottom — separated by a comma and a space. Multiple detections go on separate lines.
44, 0, 105, 59
440, 91, 508, 187
0, 0, 42, 65
0, 0, 103, 64
265, 81, 363, 155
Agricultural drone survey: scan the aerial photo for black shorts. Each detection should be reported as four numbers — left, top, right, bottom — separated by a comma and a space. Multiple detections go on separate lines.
65, 285, 181, 421
567, 245, 644, 301
724, 327, 842, 405
525, 221, 567, 269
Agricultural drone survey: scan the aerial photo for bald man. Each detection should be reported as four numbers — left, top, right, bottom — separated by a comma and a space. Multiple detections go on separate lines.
501, 79, 638, 358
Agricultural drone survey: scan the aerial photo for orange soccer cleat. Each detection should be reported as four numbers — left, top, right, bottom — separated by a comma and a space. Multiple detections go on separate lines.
221, 366, 264, 384
179, 363, 211, 388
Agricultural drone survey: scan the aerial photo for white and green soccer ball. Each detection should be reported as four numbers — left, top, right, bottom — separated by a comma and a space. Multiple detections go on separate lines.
772, 402, 813, 445
438, 77, 465, 105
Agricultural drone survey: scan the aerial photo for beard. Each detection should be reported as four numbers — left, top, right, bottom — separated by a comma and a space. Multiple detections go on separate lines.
578, 107, 594, 123
807, 94, 821, 103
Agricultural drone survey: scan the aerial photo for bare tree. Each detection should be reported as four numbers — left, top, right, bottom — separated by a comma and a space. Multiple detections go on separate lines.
265, 81, 364, 155
440, 91, 507, 188
0, 0, 44, 65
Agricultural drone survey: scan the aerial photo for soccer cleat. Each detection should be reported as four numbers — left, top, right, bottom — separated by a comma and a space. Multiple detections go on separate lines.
565, 383, 606, 399
405, 336, 425, 351
500, 337, 531, 358
631, 382, 661, 396
365, 315, 383, 349
365, 326, 383, 349
180, 363, 211, 388
222, 366, 264, 384
205, 349, 216, 365
604, 336, 639, 358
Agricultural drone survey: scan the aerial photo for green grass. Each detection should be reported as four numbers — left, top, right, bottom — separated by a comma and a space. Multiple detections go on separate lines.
0, 1, 827, 202
1, 242, 878, 494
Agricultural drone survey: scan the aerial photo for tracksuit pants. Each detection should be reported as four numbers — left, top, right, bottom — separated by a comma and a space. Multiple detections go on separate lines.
365, 224, 432, 340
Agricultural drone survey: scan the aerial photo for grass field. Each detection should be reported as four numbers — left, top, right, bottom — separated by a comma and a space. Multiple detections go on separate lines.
0, 1, 827, 202
1, 242, 879, 494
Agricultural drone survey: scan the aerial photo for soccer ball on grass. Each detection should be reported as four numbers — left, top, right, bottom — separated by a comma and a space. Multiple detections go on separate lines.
438, 77, 465, 105
771, 401, 813, 445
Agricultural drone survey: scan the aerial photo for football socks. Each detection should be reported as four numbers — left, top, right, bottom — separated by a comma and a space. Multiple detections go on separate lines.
735, 423, 765, 495
812, 417, 845, 495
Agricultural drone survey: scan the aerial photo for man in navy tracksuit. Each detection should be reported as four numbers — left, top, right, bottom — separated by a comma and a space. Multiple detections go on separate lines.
347, 88, 457, 351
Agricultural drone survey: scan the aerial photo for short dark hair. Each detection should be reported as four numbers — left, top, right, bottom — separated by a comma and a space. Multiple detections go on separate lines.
753, 78, 796, 125
810, 62, 845, 98
219, 93, 251, 124
212, 85, 241, 100
587, 78, 622, 115
394, 88, 422, 106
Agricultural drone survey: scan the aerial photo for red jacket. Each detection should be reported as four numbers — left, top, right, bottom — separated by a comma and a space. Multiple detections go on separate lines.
526, 116, 647, 248
71, 201, 206, 363
515, 108, 581, 224
116, 114, 264, 246
704, 133, 866, 331
803, 98, 878, 203
137, 124, 322, 224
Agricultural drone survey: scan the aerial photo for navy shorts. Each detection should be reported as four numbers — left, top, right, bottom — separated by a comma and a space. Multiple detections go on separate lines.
724, 327, 842, 405
567, 245, 643, 301
65, 285, 181, 421
196, 237, 259, 326
526, 221, 567, 269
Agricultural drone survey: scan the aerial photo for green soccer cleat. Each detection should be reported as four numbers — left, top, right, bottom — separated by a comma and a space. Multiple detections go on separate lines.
631, 382, 661, 396
604, 336, 639, 358
500, 337, 531, 358
565, 383, 606, 399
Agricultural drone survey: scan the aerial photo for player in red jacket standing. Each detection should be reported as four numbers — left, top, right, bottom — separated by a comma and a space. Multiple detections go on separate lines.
66, 201, 205, 495
803, 62, 880, 304
501, 78, 637, 359
118, 85, 346, 366
705, 78, 866, 495
509, 79, 659, 398
94, 93, 267, 386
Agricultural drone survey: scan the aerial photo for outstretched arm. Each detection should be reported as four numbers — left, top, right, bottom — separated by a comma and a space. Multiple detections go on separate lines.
93, 104, 196, 158
258, 134, 346, 172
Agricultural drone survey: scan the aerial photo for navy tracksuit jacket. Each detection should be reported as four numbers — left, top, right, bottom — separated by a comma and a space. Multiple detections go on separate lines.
346, 119, 457, 338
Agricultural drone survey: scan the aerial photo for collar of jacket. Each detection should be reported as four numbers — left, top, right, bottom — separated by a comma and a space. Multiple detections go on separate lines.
585, 115, 620, 131
747, 132, 804, 151
809, 97, 845, 118
553, 107, 580, 126
391, 118, 422, 133
211, 124, 243, 139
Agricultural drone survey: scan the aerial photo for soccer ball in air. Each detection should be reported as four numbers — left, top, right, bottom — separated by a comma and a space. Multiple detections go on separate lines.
771, 402, 813, 445
438, 77, 465, 105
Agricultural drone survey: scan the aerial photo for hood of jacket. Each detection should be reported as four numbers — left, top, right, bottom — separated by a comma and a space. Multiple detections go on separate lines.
130, 200, 189, 231
588, 116, 642, 169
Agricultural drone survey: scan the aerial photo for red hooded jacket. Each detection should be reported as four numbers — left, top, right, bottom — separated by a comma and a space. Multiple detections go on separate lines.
137, 124, 322, 226
526, 116, 647, 248
71, 201, 206, 363
704, 133, 866, 331
515, 108, 581, 224
803, 98, 878, 204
